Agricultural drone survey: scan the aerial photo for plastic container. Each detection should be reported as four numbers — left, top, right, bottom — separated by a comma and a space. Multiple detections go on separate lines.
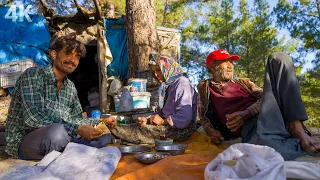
128, 78, 147, 92
91, 110, 101, 119
113, 95, 120, 112
130, 92, 151, 109
111, 115, 132, 124
132, 112, 154, 122
119, 88, 133, 112
0, 59, 36, 88
101, 114, 111, 118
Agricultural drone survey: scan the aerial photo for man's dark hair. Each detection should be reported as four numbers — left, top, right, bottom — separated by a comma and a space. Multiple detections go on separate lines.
50, 33, 86, 58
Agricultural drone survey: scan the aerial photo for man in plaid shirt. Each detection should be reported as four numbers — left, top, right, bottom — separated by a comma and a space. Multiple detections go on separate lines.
197, 49, 320, 160
5, 34, 116, 159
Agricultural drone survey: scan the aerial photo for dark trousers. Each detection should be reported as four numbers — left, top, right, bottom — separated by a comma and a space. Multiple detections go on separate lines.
18, 124, 111, 160
242, 52, 310, 160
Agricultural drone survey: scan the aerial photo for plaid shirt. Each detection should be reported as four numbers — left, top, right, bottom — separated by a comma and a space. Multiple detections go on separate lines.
5, 65, 100, 158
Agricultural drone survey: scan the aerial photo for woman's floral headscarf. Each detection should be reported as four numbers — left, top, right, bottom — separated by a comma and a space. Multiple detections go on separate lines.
149, 54, 185, 83
149, 54, 186, 109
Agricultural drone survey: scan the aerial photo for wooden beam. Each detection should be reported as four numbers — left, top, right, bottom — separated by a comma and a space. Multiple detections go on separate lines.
93, 0, 102, 20
96, 23, 108, 113
39, 0, 56, 17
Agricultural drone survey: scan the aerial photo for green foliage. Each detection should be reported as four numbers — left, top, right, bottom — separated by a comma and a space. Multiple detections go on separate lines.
101, 0, 126, 17
300, 70, 320, 127
273, 0, 320, 67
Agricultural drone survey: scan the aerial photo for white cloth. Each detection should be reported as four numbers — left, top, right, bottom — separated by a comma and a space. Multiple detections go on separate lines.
88, 92, 100, 107
205, 143, 320, 180
0, 143, 121, 180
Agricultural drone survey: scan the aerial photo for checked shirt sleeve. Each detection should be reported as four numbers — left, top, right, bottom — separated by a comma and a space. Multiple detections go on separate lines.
20, 69, 79, 135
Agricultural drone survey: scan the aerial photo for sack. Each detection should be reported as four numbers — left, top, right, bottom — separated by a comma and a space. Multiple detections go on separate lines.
205, 143, 320, 180
88, 91, 99, 107
108, 77, 122, 96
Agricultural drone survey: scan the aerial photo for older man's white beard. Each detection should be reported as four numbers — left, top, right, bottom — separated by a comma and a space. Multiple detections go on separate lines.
213, 67, 233, 81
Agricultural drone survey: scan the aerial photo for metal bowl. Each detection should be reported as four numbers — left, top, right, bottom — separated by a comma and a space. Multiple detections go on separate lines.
155, 144, 188, 156
118, 145, 152, 156
154, 138, 173, 146
136, 152, 171, 164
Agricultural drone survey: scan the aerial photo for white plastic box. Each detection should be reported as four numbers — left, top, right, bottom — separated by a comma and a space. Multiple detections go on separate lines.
0, 59, 36, 88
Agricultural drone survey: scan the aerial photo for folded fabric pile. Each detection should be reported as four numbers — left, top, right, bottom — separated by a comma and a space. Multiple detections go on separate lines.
205, 143, 320, 180
0, 142, 121, 180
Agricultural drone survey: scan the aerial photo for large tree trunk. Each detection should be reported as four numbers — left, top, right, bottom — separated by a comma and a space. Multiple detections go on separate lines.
125, 0, 160, 78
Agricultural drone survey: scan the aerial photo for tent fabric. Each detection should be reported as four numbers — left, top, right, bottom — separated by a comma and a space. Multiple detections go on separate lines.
104, 17, 128, 80
0, 6, 51, 66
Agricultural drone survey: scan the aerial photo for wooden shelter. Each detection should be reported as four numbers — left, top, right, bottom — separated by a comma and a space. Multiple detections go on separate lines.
40, 0, 112, 114
39, 0, 181, 115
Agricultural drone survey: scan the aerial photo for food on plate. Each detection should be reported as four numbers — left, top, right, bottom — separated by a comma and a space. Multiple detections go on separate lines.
95, 122, 111, 135
146, 154, 169, 160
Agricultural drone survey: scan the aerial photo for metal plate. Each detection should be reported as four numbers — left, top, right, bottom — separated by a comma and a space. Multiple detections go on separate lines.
155, 144, 188, 156
118, 145, 152, 156
136, 152, 171, 164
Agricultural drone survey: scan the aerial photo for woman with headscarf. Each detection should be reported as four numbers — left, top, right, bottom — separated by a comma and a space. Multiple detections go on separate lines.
110, 54, 197, 143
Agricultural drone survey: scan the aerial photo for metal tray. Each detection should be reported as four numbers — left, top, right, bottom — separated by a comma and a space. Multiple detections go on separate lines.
155, 144, 188, 156
136, 152, 171, 164
118, 145, 152, 156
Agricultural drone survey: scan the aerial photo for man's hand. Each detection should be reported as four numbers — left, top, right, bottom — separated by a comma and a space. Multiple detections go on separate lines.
101, 117, 117, 129
226, 110, 251, 132
76, 125, 103, 140
136, 117, 148, 126
206, 126, 224, 144
150, 114, 166, 126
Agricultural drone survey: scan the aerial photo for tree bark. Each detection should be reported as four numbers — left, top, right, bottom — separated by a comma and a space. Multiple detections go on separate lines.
125, 0, 160, 78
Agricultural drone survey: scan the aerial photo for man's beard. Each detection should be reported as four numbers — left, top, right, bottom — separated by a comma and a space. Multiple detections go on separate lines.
56, 61, 77, 74
213, 66, 233, 81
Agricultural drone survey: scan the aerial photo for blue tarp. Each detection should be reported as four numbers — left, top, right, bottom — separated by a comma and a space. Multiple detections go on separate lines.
0, 6, 51, 66
104, 17, 128, 79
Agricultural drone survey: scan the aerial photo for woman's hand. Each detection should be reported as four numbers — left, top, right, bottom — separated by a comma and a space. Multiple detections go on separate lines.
150, 114, 166, 126
101, 117, 117, 129
136, 117, 148, 126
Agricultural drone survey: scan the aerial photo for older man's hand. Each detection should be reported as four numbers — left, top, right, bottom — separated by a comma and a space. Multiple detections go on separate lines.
226, 110, 251, 132
150, 114, 166, 126
206, 126, 224, 144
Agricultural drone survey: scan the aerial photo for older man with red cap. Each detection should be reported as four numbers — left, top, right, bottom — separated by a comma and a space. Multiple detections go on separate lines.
197, 49, 320, 160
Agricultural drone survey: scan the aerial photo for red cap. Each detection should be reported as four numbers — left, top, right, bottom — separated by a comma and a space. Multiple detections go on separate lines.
206, 49, 240, 68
